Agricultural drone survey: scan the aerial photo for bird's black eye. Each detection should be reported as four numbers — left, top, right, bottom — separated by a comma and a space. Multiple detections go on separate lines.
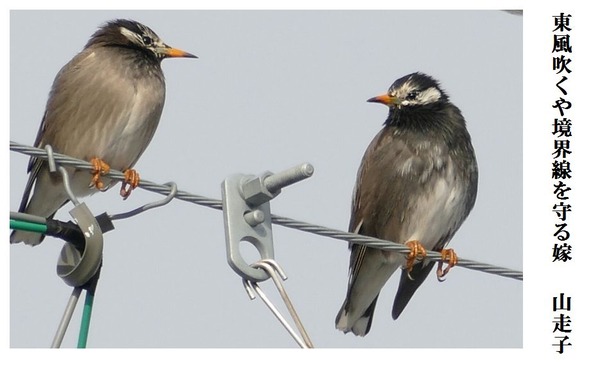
406, 91, 419, 100
142, 35, 153, 46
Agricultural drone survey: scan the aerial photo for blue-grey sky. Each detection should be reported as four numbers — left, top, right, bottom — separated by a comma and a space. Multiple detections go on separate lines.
9, 9, 523, 349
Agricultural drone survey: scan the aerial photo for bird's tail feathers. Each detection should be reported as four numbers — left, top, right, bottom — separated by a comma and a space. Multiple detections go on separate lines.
392, 261, 435, 319
335, 296, 378, 336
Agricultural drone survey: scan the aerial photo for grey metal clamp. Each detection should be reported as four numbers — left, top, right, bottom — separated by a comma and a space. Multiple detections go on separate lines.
222, 163, 314, 282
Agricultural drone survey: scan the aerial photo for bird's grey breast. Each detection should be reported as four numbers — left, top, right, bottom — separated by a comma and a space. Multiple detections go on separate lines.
98, 47, 167, 169
392, 132, 472, 249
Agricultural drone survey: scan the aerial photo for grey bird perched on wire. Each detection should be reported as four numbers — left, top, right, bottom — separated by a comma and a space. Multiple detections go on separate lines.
10, 19, 196, 246
336, 72, 478, 336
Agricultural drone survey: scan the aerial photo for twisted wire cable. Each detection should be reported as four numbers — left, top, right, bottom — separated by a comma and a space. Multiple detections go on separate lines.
10, 141, 523, 281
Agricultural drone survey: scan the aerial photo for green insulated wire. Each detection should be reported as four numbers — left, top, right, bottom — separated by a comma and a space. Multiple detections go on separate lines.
10, 219, 47, 234
78, 290, 95, 348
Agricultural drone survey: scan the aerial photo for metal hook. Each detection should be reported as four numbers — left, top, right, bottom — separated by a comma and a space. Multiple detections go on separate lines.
243, 281, 308, 348
252, 259, 288, 282
43, 144, 80, 206
109, 182, 178, 221
58, 166, 80, 206
242, 259, 313, 348
44, 144, 57, 173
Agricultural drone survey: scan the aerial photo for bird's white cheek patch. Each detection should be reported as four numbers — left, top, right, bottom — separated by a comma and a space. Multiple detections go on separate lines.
399, 88, 441, 107
119, 27, 139, 44
419, 87, 442, 104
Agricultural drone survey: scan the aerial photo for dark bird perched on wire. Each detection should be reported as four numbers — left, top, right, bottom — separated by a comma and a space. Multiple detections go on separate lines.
11, 19, 196, 246
336, 72, 478, 336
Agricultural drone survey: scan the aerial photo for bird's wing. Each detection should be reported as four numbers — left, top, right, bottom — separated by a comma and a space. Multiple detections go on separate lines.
17, 107, 50, 213
28, 111, 48, 172
347, 127, 421, 277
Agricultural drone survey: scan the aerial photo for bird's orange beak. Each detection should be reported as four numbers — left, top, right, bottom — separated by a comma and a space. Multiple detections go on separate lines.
163, 46, 198, 58
367, 94, 397, 106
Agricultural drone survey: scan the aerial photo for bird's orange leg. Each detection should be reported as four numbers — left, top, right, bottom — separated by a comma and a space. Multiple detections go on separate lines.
90, 157, 111, 190
405, 240, 427, 276
120, 168, 140, 199
437, 248, 458, 281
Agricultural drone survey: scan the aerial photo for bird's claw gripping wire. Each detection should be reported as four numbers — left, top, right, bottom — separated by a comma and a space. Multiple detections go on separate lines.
121, 168, 140, 199
437, 248, 458, 281
406, 240, 427, 280
243, 259, 313, 348
89, 157, 110, 190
